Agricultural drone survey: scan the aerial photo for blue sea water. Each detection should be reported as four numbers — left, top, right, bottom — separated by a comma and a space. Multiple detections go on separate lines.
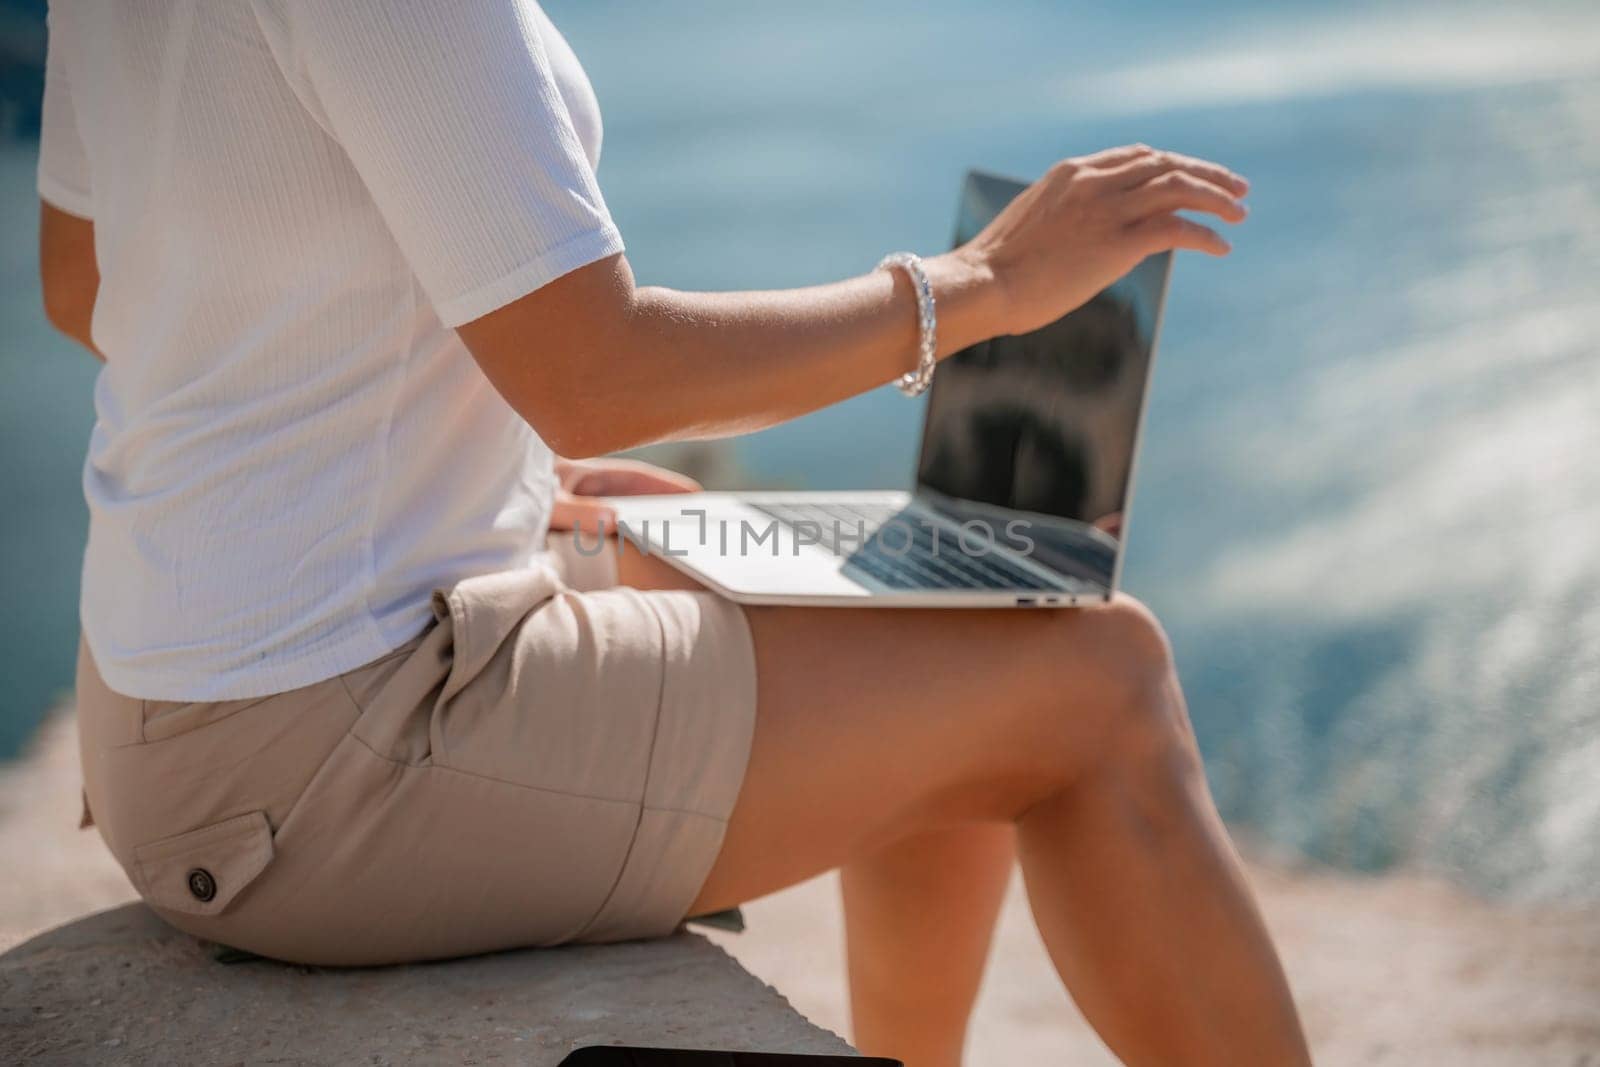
2, 0, 1598, 901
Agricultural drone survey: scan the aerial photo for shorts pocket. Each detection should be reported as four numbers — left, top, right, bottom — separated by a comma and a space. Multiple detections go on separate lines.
141, 695, 272, 743
130, 811, 274, 918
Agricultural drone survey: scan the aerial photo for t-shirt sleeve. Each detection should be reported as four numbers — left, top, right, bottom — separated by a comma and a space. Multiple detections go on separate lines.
264, 0, 624, 327
37, 11, 94, 219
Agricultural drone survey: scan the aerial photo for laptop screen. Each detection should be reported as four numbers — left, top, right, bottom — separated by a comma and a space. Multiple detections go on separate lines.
915, 171, 1172, 591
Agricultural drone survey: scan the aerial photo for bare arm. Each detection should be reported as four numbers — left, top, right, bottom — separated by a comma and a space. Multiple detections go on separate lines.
457, 145, 1248, 458
38, 200, 102, 360
461, 249, 1000, 457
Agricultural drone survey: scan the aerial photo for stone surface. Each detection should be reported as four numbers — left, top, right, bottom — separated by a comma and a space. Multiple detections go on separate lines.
1, 904, 856, 1065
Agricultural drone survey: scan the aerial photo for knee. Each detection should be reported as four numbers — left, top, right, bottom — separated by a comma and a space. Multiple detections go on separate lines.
1070, 594, 1179, 716
1027, 595, 1195, 780
1089, 595, 1175, 681
1086, 596, 1202, 787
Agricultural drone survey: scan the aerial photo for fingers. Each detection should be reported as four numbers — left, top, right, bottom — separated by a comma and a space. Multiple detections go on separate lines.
1076, 143, 1157, 169
569, 460, 701, 496
1102, 149, 1249, 198
1122, 170, 1247, 224
549, 493, 615, 532
1129, 213, 1232, 257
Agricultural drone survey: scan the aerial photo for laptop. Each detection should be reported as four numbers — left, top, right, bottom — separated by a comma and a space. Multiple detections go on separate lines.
608, 170, 1173, 608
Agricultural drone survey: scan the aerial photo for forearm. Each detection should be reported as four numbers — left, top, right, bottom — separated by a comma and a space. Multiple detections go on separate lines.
610, 252, 998, 450
49, 313, 102, 360
39, 201, 104, 361
464, 250, 1001, 458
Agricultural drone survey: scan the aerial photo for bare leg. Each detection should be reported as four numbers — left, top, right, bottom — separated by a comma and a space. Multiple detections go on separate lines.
620, 552, 1018, 1064
687, 599, 1309, 1067
842, 823, 1014, 1067
617, 550, 1308, 1064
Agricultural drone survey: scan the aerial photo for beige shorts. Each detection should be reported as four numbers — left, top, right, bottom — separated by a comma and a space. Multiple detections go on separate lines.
75, 535, 757, 966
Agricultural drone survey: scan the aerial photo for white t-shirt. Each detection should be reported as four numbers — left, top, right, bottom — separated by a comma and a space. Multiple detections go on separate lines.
38, 1, 622, 700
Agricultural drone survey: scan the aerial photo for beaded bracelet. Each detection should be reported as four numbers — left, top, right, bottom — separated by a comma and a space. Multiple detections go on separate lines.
878, 252, 937, 397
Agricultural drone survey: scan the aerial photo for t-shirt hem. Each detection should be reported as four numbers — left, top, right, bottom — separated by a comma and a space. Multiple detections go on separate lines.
83, 619, 427, 704
431, 224, 625, 328
37, 172, 94, 219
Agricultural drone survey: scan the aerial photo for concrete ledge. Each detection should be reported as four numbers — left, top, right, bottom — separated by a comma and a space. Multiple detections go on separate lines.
1, 904, 857, 1065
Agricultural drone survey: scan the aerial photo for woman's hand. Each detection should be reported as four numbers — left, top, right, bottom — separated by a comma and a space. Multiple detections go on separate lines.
958, 144, 1249, 335
548, 456, 700, 531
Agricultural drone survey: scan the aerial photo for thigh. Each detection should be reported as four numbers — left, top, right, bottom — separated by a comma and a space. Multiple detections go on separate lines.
687, 596, 1146, 914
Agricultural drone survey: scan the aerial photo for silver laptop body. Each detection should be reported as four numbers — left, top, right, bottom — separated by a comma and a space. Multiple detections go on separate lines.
609, 171, 1174, 608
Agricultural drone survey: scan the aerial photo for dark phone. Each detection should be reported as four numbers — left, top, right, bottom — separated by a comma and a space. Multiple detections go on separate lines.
560, 1049, 902, 1067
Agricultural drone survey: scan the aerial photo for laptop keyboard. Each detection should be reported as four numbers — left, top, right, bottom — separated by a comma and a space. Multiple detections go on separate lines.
749, 501, 1067, 592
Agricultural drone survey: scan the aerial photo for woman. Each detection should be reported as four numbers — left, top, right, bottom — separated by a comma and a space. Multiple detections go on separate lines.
39, 2, 1309, 1064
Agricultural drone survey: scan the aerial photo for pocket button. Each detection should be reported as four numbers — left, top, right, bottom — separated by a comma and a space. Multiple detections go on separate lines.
187, 868, 217, 903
